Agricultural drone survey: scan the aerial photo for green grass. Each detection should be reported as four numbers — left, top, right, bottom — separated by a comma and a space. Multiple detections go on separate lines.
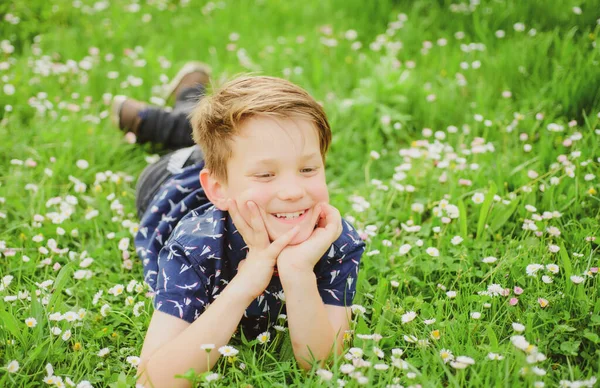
1, 0, 600, 386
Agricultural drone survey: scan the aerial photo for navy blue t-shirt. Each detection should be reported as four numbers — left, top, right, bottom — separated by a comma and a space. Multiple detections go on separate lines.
134, 162, 365, 338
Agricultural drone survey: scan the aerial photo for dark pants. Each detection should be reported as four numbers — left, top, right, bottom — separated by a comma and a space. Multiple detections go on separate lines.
135, 86, 205, 218
136, 86, 204, 149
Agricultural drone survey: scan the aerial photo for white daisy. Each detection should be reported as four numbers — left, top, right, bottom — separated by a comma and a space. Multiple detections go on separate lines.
257, 331, 270, 344
426, 247, 439, 257
451, 236, 463, 245
6, 360, 19, 373
401, 311, 417, 324
126, 356, 140, 367
316, 369, 333, 381
512, 322, 525, 332
25, 317, 37, 328
218, 345, 239, 357
488, 352, 504, 360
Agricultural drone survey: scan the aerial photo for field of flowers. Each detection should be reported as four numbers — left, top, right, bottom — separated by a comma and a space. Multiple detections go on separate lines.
1, 0, 599, 387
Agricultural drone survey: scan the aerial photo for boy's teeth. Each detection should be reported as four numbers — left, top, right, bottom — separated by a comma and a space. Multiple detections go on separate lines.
275, 210, 305, 219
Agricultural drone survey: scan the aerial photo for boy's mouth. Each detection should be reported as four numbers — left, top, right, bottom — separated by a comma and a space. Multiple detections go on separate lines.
271, 208, 309, 223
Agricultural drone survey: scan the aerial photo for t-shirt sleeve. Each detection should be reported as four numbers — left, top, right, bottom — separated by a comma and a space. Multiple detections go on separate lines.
153, 239, 211, 323
315, 223, 365, 307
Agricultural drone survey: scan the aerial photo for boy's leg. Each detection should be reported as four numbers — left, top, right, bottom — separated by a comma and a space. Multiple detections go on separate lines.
111, 62, 210, 149
136, 85, 204, 149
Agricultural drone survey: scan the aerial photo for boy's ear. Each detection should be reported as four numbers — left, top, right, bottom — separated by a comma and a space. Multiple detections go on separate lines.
199, 169, 229, 211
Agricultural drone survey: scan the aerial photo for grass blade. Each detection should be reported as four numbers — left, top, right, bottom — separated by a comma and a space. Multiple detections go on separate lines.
458, 199, 467, 238
476, 182, 498, 240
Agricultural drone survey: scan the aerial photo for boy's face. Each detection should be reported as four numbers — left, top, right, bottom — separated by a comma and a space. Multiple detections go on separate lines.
220, 115, 329, 245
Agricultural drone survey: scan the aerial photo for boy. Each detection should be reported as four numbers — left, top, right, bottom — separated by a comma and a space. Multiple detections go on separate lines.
115, 63, 365, 387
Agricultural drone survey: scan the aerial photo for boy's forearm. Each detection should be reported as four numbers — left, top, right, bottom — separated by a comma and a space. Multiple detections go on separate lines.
279, 270, 340, 370
138, 278, 254, 388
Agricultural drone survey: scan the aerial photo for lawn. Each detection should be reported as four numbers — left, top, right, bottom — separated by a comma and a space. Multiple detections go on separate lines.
1, 0, 599, 387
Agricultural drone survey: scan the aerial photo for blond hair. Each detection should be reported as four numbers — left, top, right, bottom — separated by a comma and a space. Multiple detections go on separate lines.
189, 75, 332, 183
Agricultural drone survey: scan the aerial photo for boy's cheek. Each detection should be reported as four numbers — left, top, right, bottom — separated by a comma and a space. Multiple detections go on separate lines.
229, 188, 264, 208
233, 189, 273, 225
312, 180, 330, 203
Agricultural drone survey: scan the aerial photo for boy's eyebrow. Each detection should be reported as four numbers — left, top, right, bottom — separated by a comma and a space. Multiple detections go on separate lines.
251, 152, 321, 166
299, 152, 321, 161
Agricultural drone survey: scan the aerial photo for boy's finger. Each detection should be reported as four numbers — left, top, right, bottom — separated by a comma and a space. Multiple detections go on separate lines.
315, 203, 332, 225
247, 201, 270, 245
228, 199, 252, 238
267, 225, 300, 256
238, 200, 255, 227
247, 202, 265, 231
316, 204, 328, 228
319, 204, 342, 240
311, 203, 322, 228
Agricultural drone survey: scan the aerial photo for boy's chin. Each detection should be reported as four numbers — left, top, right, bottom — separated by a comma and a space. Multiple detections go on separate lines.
269, 226, 312, 246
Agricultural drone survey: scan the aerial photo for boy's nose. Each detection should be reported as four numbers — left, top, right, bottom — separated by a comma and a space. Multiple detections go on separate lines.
277, 178, 305, 201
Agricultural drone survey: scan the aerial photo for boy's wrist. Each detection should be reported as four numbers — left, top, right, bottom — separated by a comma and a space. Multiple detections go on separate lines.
278, 266, 316, 287
277, 261, 315, 278
223, 276, 259, 305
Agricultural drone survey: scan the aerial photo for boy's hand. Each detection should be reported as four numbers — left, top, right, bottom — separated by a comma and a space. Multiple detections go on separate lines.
226, 199, 300, 299
277, 203, 343, 274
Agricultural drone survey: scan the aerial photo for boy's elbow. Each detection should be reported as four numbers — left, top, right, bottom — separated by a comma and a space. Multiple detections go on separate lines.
136, 358, 192, 388
136, 359, 155, 388
293, 348, 336, 371
297, 359, 313, 371
291, 344, 317, 371
292, 336, 344, 371
135, 362, 149, 387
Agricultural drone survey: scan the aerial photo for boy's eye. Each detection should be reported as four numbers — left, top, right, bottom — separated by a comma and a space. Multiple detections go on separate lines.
254, 173, 273, 178
253, 168, 318, 178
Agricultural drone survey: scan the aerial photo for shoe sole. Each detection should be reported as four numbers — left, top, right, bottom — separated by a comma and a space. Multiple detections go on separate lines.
110, 95, 128, 129
162, 61, 212, 100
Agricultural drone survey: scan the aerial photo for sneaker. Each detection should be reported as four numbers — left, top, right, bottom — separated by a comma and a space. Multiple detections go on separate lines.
162, 61, 212, 102
110, 95, 148, 135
